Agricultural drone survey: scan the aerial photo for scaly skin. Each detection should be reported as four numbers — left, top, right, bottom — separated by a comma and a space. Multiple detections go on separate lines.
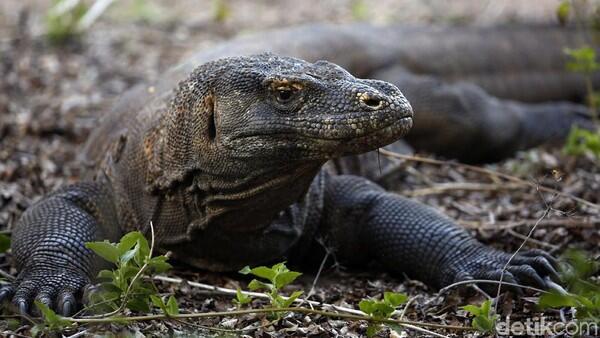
5, 23, 589, 315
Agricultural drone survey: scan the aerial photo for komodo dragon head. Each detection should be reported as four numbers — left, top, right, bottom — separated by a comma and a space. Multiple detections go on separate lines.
144, 53, 413, 230
157, 53, 412, 168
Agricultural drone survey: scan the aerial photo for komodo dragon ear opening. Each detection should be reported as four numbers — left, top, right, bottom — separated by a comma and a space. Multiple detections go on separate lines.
204, 93, 217, 140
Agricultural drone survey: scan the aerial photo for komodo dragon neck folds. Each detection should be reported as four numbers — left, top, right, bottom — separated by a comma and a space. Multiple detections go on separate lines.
6, 24, 594, 315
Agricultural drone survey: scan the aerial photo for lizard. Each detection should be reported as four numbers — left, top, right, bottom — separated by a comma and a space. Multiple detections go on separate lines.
3, 23, 593, 315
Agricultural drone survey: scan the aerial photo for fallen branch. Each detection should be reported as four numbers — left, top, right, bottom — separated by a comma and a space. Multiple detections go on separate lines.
65, 306, 469, 336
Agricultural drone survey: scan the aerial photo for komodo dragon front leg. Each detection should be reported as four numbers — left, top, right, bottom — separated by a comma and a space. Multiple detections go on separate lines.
0, 181, 122, 315
321, 174, 559, 291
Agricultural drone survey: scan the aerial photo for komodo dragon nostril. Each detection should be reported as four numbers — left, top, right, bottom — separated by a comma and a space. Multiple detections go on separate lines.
358, 93, 383, 109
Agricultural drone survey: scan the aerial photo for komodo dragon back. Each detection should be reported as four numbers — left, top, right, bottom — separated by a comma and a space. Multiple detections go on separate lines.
81, 23, 598, 171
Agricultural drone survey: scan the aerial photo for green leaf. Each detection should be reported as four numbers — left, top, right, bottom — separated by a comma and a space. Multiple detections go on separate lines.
120, 265, 140, 281
274, 271, 302, 289
249, 266, 277, 282
235, 287, 252, 306
462, 300, 498, 334
150, 294, 166, 312
0, 233, 10, 253
462, 304, 482, 316
34, 301, 71, 330
166, 295, 179, 316
473, 315, 496, 333
565, 47, 600, 74
85, 241, 120, 264
564, 126, 600, 159
239, 266, 252, 275
134, 236, 150, 266
120, 242, 139, 265
46, 0, 89, 45
99, 282, 122, 294
30, 324, 44, 337
281, 290, 303, 308
351, 0, 368, 21
117, 231, 144, 254
389, 323, 404, 336
127, 296, 150, 312
212, 0, 231, 23
372, 302, 395, 318
147, 256, 172, 273
538, 290, 580, 309
5, 318, 19, 331
556, 0, 571, 25
96, 269, 114, 280
359, 299, 376, 315
365, 324, 381, 337
480, 298, 491, 316
248, 279, 271, 292
383, 291, 408, 307
271, 262, 286, 273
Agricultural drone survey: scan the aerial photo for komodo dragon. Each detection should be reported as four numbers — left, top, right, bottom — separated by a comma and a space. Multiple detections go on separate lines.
3, 24, 595, 315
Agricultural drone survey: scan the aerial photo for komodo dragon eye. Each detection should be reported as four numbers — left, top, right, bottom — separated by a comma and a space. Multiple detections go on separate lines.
274, 86, 298, 104
276, 88, 294, 103
267, 80, 304, 110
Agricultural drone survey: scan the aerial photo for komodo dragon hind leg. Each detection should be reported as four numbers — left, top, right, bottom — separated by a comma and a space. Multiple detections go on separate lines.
373, 68, 593, 163
319, 173, 560, 292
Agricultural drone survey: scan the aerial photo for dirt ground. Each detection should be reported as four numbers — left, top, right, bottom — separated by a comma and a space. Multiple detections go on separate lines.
1, 0, 599, 337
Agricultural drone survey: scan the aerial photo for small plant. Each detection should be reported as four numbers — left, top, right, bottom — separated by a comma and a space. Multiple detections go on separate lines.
31, 230, 174, 334
239, 262, 303, 317
461, 299, 498, 334
359, 291, 408, 337
213, 0, 231, 23
32, 301, 73, 335
150, 294, 180, 317
557, 0, 572, 25
46, 0, 116, 45
351, 0, 369, 21
564, 126, 600, 159
233, 287, 252, 308
46, 0, 89, 44
564, 46, 600, 120
562, 46, 600, 158
130, 0, 164, 23
84, 231, 172, 313
565, 47, 600, 74
538, 250, 600, 329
